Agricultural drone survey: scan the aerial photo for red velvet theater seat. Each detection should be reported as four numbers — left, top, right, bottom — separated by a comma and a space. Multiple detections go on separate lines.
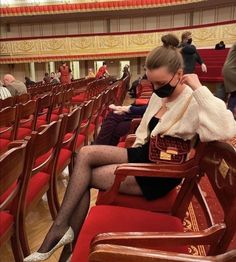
71, 205, 188, 262
96, 188, 177, 213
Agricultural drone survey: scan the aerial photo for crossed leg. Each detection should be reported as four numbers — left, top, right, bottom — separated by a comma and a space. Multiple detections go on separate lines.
37, 145, 142, 254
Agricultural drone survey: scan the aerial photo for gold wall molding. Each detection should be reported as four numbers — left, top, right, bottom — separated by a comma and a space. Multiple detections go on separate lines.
1, 23, 236, 64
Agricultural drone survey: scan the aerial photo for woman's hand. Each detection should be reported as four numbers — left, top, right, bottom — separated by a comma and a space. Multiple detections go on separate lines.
180, 74, 202, 90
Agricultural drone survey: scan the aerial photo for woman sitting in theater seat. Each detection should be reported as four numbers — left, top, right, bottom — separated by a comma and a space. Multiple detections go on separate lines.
24, 35, 236, 262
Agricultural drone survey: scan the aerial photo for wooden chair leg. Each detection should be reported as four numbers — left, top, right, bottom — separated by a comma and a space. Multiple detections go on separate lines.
68, 161, 74, 176
47, 189, 57, 220
18, 215, 30, 257
53, 179, 61, 212
11, 233, 24, 262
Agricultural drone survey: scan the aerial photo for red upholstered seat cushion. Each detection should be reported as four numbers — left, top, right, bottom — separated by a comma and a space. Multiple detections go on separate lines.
96, 189, 177, 213
63, 133, 85, 150
71, 205, 187, 262
0, 128, 12, 140
72, 93, 85, 103
0, 182, 17, 205
16, 127, 32, 139
35, 119, 47, 130
0, 138, 10, 154
81, 124, 95, 136
117, 141, 125, 147
0, 211, 13, 238
135, 98, 149, 105
26, 172, 50, 205
34, 149, 53, 169
56, 148, 72, 173
50, 114, 60, 122
52, 107, 69, 115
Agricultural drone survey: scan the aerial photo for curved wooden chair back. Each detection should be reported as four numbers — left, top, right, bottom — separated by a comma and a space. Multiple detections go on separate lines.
0, 106, 18, 141
60, 106, 82, 151
0, 142, 28, 261
197, 141, 236, 255
63, 88, 73, 108
15, 93, 31, 104
0, 96, 15, 109
79, 99, 95, 145
35, 93, 53, 123
90, 246, 236, 262
17, 100, 38, 134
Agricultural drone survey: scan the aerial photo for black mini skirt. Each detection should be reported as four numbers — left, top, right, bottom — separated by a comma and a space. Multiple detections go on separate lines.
127, 143, 182, 200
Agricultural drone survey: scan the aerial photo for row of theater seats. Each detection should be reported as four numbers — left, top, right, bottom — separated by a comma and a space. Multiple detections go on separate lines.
0, 77, 129, 261
0, 76, 129, 155
195, 48, 229, 83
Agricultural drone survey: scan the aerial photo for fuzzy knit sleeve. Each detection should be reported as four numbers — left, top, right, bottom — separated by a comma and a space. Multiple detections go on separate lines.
194, 86, 236, 142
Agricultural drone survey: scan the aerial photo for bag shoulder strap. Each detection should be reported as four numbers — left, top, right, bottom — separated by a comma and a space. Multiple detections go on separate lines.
162, 95, 193, 135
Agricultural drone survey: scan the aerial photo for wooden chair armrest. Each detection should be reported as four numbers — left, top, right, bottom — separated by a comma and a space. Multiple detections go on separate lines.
91, 224, 225, 250
90, 244, 236, 262
96, 160, 200, 205
124, 134, 136, 148
114, 160, 200, 179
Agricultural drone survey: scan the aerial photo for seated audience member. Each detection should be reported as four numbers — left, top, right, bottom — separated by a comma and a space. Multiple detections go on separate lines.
179, 31, 207, 74
24, 35, 236, 262
50, 72, 60, 84
0, 80, 12, 100
25, 76, 35, 88
43, 72, 51, 84
215, 41, 226, 50
95, 61, 110, 79
95, 104, 147, 146
86, 68, 95, 79
3, 74, 27, 96
222, 42, 236, 119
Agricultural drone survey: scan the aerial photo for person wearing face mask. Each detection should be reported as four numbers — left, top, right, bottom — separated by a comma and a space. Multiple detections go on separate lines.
179, 31, 207, 74
24, 36, 236, 262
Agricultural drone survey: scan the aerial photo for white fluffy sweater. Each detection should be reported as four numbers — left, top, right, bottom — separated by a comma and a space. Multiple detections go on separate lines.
133, 85, 236, 147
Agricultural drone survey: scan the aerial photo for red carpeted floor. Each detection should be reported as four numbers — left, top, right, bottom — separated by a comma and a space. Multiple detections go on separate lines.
192, 176, 236, 252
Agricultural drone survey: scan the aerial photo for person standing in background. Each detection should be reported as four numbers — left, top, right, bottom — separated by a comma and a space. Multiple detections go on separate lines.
95, 61, 110, 79
222, 42, 236, 118
180, 31, 207, 74
59, 62, 72, 84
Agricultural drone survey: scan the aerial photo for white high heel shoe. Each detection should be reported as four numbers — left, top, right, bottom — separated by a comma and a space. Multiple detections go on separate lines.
24, 227, 74, 262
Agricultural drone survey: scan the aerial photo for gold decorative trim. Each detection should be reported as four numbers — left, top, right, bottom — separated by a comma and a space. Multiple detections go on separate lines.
1, 23, 235, 63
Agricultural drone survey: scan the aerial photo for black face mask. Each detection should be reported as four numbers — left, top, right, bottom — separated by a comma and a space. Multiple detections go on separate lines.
187, 38, 192, 44
153, 75, 179, 98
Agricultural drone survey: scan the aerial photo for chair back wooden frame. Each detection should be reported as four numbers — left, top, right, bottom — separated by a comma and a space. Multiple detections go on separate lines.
15, 93, 31, 104
91, 141, 236, 261
16, 100, 39, 138
53, 107, 82, 211
79, 99, 95, 145
90, 245, 236, 262
34, 93, 53, 125
0, 96, 15, 109
0, 142, 28, 261
195, 141, 236, 255
15, 120, 62, 256
0, 106, 19, 141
